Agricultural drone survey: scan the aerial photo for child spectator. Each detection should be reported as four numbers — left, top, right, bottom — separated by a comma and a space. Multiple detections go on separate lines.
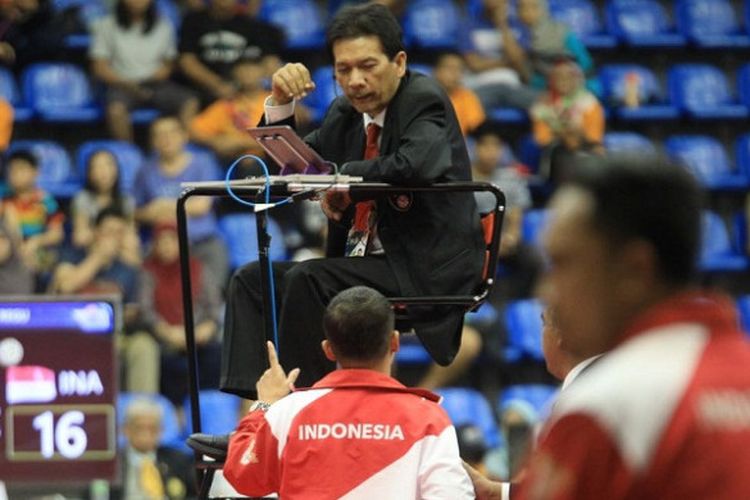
189, 56, 266, 161
178, 0, 284, 104
134, 116, 228, 286
114, 397, 195, 499
531, 60, 604, 185
0, 217, 34, 294
71, 149, 141, 266
2, 149, 64, 273
433, 52, 486, 136
139, 222, 222, 407
90, 0, 199, 142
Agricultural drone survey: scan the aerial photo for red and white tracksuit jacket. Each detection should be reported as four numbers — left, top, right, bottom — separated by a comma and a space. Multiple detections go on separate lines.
224, 369, 474, 499
517, 292, 750, 500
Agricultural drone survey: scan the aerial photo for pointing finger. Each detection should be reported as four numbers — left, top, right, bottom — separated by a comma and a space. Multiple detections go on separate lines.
266, 341, 280, 368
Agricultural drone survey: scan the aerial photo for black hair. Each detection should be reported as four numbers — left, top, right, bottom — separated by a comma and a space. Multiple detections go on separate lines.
7, 150, 39, 169
567, 154, 702, 287
323, 286, 395, 362
326, 3, 405, 62
115, 0, 157, 34
94, 205, 127, 227
84, 150, 128, 214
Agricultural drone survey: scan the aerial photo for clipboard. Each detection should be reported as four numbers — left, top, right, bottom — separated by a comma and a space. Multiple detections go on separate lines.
247, 125, 333, 175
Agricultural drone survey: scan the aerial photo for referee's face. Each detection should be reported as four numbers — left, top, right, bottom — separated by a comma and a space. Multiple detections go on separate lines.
333, 35, 406, 117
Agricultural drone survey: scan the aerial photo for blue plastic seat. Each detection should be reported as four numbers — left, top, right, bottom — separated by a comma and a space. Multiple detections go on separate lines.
395, 335, 432, 364
737, 295, 750, 336
599, 64, 678, 120
498, 384, 558, 422
0, 67, 32, 122
304, 66, 341, 123
117, 392, 184, 451
676, 0, 750, 48
603, 132, 656, 154
665, 135, 749, 191
605, 0, 686, 47
738, 64, 750, 110
504, 298, 544, 362
698, 211, 750, 273
549, 0, 616, 49
218, 213, 287, 270
183, 390, 241, 437
521, 209, 548, 248
7, 140, 80, 198
403, 0, 462, 51
76, 140, 144, 196
259, 0, 325, 50
435, 387, 501, 449
22, 63, 101, 123
735, 133, 750, 183
668, 64, 748, 120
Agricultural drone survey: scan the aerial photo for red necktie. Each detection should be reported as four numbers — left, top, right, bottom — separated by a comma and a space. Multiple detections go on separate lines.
346, 123, 380, 256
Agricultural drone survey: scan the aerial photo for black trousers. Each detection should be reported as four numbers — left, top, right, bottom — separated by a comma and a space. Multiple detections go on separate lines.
220, 256, 401, 399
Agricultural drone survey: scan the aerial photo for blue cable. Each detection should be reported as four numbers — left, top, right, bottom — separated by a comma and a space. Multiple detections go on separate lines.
224, 154, 282, 350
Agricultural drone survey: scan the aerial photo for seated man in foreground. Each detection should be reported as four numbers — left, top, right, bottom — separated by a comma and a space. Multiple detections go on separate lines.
223, 286, 474, 499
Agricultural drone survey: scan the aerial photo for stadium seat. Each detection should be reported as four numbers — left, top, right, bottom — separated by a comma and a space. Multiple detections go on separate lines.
435, 387, 501, 449
737, 295, 750, 336
603, 132, 657, 154
599, 64, 679, 120
735, 133, 750, 184
395, 335, 433, 364
22, 63, 101, 123
738, 64, 750, 109
304, 66, 340, 123
605, 0, 686, 47
0, 67, 32, 122
403, 0, 462, 51
732, 211, 748, 262
259, 0, 325, 50
665, 135, 750, 191
521, 209, 548, 248
117, 392, 184, 451
498, 384, 558, 422
504, 298, 544, 362
668, 64, 748, 120
7, 140, 80, 198
183, 390, 241, 438
676, 0, 750, 48
549, 0, 617, 49
76, 140, 144, 196
218, 213, 287, 270
52, 0, 107, 48
698, 211, 750, 273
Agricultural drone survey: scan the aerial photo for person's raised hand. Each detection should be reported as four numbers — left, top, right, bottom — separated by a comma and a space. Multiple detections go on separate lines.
270, 63, 316, 106
256, 341, 300, 404
321, 191, 352, 221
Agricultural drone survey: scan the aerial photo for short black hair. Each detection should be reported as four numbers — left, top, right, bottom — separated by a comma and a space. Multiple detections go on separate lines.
567, 154, 702, 286
94, 205, 127, 227
7, 150, 39, 169
323, 286, 395, 362
326, 3, 405, 62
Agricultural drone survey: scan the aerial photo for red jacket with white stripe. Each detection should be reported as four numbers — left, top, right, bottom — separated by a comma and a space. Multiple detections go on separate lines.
517, 292, 750, 500
223, 369, 474, 499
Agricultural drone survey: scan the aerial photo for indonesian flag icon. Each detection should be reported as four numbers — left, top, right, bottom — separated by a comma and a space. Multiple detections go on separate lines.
6, 365, 57, 404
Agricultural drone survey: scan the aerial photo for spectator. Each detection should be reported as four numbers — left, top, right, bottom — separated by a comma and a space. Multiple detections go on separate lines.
0, 0, 69, 71
220, 286, 474, 498
189, 56, 266, 161
433, 51, 486, 136
134, 116, 228, 286
2, 149, 63, 273
456, 423, 491, 477
469, 156, 750, 499
139, 221, 222, 407
460, 0, 525, 109
90, 0, 199, 142
531, 60, 604, 185
113, 397, 195, 499
71, 149, 141, 266
0, 217, 34, 294
0, 98, 13, 153
177, 0, 284, 103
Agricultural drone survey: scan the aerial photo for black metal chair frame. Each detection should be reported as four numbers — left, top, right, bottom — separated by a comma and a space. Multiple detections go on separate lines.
176, 180, 505, 498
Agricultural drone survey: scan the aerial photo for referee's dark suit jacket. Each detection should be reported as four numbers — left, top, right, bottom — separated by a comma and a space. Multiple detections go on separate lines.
273, 69, 485, 365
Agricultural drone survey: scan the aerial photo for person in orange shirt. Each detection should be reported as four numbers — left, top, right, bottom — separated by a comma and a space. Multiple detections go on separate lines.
531, 59, 604, 185
433, 52, 486, 136
0, 97, 13, 152
189, 56, 267, 160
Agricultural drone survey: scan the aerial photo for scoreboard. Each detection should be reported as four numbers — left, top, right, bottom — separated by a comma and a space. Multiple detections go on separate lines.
0, 297, 118, 482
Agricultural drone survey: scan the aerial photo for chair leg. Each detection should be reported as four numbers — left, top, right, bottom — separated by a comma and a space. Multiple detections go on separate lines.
198, 469, 216, 499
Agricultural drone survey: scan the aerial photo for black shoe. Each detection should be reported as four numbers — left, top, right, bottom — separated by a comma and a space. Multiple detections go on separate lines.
187, 433, 229, 461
